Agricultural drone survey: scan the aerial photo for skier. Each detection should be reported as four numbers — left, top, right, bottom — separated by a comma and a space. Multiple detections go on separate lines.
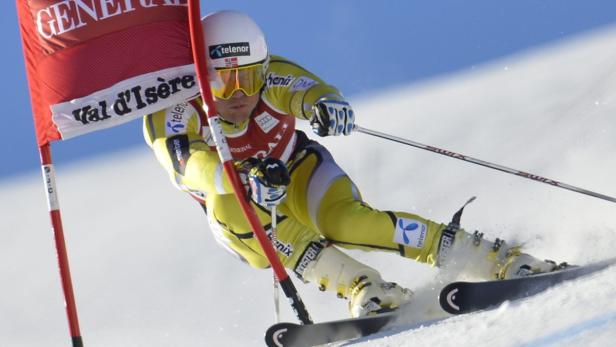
143, 10, 558, 318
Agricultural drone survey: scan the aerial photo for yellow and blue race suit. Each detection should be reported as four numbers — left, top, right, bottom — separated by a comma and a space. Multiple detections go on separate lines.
143, 55, 448, 279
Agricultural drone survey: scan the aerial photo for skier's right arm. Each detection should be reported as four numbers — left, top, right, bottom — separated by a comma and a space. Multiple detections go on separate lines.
261, 55, 355, 137
143, 102, 236, 196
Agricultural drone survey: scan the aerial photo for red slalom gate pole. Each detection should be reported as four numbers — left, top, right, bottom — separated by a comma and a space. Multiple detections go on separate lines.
39, 144, 84, 347
186, 1, 312, 324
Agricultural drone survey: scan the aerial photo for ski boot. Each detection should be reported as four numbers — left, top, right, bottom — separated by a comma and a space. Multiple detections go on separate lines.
298, 244, 413, 318
436, 197, 560, 280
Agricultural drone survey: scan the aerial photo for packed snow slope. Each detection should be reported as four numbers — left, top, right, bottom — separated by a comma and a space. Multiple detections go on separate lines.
1, 26, 616, 347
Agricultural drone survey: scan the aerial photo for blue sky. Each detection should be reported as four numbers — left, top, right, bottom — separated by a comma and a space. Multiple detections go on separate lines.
2, 1, 615, 180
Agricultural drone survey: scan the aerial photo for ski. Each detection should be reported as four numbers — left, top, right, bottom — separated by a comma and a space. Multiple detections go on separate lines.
439, 256, 616, 315
264, 311, 397, 347
265, 257, 616, 346
263, 308, 447, 347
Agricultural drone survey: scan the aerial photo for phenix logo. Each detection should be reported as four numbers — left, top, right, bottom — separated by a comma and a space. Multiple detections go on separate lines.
266, 228, 294, 257
266, 73, 295, 87
209, 42, 250, 59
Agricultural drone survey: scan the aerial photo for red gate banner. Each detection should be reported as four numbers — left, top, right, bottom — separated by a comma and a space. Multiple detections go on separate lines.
17, 0, 197, 146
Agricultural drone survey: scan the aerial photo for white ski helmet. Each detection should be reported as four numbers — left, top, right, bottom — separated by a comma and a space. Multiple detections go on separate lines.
201, 10, 269, 69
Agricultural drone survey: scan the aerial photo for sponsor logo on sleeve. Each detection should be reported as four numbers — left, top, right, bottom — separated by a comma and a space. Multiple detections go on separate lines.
290, 76, 317, 92
166, 134, 190, 175
393, 218, 427, 249
266, 73, 295, 87
165, 102, 191, 135
209, 42, 251, 59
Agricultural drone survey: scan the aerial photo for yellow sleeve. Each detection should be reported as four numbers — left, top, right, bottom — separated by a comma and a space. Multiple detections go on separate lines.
142, 99, 235, 196
262, 55, 345, 121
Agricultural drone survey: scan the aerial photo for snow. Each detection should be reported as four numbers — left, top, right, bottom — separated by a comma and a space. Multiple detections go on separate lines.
2, 26, 616, 347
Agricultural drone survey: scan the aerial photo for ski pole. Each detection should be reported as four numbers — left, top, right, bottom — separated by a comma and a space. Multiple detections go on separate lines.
271, 206, 280, 323
353, 125, 616, 204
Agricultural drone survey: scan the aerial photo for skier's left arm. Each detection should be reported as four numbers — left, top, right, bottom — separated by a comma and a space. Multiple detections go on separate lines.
262, 55, 355, 137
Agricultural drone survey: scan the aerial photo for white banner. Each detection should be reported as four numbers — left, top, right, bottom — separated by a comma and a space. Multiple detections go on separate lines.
51, 64, 199, 140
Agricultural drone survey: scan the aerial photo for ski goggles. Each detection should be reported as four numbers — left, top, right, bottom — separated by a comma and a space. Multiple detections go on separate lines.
210, 63, 265, 100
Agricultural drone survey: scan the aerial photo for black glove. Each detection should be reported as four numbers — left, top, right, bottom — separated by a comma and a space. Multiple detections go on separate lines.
243, 157, 290, 208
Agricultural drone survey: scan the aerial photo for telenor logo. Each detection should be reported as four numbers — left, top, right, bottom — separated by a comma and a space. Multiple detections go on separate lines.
393, 218, 427, 249
209, 42, 250, 59
400, 221, 419, 245
166, 121, 185, 134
